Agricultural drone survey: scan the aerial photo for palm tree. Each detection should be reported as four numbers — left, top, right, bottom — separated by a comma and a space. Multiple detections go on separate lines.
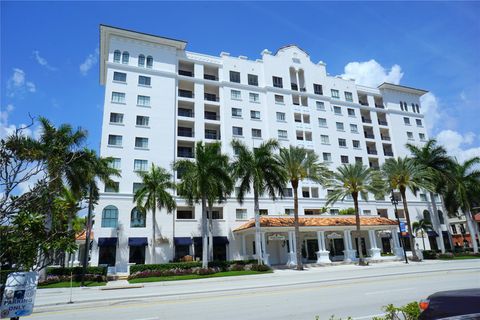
174, 141, 231, 268
406, 139, 454, 253
412, 219, 434, 250
278, 146, 330, 270
231, 139, 286, 265
134, 164, 176, 264
447, 157, 480, 253
382, 157, 432, 261
325, 163, 384, 266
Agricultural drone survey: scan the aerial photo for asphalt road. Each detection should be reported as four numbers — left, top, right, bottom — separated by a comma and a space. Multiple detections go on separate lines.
29, 260, 480, 320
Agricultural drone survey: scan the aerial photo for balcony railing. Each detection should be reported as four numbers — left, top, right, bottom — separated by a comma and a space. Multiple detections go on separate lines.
204, 74, 218, 81
204, 93, 219, 102
178, 108, 194, 118
293, 102, 300, 106
178, 89, 194, 98
384, 151, 394, 157
291, 83, 298, 91
178, 151, 194, 158
364, 133, 375, 139
367, 149, 378, 155
381, 135, 391, 141
359, 101, 369, 106
179, 70, 194, 77
378, 120, 388, 126
300, 87, 306, 92
362, 117, 372, 124
375, 103, 385, 109
204, 112, 219, 121
205, 132, 220, 140
177, 128, 194, 137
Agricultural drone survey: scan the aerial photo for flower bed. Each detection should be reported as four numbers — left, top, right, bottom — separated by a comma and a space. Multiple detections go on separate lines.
40, 266, 107, 286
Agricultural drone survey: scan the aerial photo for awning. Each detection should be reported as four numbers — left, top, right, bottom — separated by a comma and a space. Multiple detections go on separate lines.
98, 237, 117, 246
128, 237, 148, 246
192, 236, 229, 245
174, 237, 192, 245
427, 231, 439, 237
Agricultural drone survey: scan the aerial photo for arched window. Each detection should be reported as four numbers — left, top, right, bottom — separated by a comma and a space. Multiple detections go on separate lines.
122, 51, 129, 64
102, 205, 118, 228
423, 210, 431, 223
138, 54, 145, 67
146, 56, 153, 68
438, 210, 445, 225
113, 50, 121, 63
131, 207, 146, 228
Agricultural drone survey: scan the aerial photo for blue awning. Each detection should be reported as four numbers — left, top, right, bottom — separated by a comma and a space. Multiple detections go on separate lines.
174, 237, 192, 245
427, 231, 439, 237
98, 237, 117, 246
128, 237, 148, 246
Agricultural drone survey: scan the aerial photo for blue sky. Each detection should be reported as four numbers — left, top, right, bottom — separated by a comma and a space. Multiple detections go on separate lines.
1, 1, 479, 159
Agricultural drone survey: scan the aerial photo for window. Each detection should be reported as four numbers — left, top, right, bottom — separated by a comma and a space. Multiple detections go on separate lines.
403, 117, 411, 125
285, 208, 294, 215
419, 133, 426, 141
108, 135, 122, 147
133, 183, 143, 193
278, 130, 288, 139
363, 210, 372, 216
404, 103, 408, 112
347, 108, 355, 116
232, 126, 243, 136
177, 210, 194, 219
276, 112, 286, 121
350, 124, 358, 133
230, 71, 240, 83
252, 129, 262, 138
313, 84, 323, 95
101, 205, 118, 227
330, 208, 340, 215
338, 138, 347, 147
316, 101, 325, 111
353, 140, 360, 149
146, 56, 153, 68
109, 158, 121, 170
206, 211, 223, 219
135, 137, 149, 149
250, 110, 260, 120
333, 106, 342, 115
113, 50, 121, 63
231, 90, 241, 100
400, 101, 404, 111
110, 113, 123, 124
311, 187, 319, 198
331, 89, 340, 99
336, 122, 344, 131
355, 157, 363, 164
419, 194, 427, 202
345, 92, 353, 102
407, 132, 414, 140
283, 188, 293, 197
136, 115, 149, 127
134, 159, 148, 172
341, 155, 349, 164
122, 51, 129, 64
138, 76, 151, 86
323, 152, 332, 162
111, 92, 125, 103
321, 135, 330, 145
302, 188, 310, 198
416, 119, 423, 126
138, 55, 145, 67
131, 207, 146, 228
451, 225, 457, 234
259, 209, 268, 216
248, 74, 258, 86
236, 209, 247, 220
113, 72, 126, 82
272, 76, 283, 88
137, 95, 150, 107
104, 181, 119, 193
249, 92, 260, 103
415, 104, 420, 113
275, 95, 284, 104
232, 108, 242, 118
318, 118, 327, 127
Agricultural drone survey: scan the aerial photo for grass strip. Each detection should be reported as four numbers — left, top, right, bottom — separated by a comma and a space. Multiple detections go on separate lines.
39, 281, 107, 288
129, 270, 272, 284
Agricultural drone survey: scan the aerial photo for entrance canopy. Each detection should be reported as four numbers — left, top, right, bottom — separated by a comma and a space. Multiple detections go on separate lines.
98, 237, 117, 246
174, 237, 193, 245
193, 236, 229, 245
128, 237, 148, 246
234, 216, 397, 233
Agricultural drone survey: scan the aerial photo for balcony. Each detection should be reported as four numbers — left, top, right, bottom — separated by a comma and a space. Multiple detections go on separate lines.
178, 108, 194, 118
367, 148, 378, 155
178, 127, 194, 138
384, 151, 394, 157
362, 117, 372, 124
375, 104, 385, 109
300, 87, 306, 92
291, 83, 298, 91
178, 89, 194, 99
378, 120, 388, 126
178, 70, 194, 77
204, 93, 219, 102
381, 134, 391, 141
178, 149, 194, 158
204, 74, 218, 81
204, 111, 219, 121
364, 133, 375, 139
359, 100, 369, 106
205, 130, 220, 140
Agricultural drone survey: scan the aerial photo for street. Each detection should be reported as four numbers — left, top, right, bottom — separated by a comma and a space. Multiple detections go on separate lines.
30, 260, 480, 320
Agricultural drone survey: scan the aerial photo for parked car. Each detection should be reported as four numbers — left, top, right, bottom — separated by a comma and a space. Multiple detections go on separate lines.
419, 288, 480, 319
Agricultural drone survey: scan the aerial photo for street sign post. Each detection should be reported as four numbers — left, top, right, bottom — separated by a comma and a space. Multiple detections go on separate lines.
0, 272, 38, 319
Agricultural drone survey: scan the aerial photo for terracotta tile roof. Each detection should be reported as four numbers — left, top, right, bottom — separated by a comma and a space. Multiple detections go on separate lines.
475, 213, 480, 222
234, 216, 398, 232
75, 230, 93, 241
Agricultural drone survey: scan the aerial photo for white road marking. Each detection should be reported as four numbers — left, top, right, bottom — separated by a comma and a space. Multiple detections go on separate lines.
353, 314, 385, 319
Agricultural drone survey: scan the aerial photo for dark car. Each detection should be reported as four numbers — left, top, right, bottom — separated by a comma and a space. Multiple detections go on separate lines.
419, 288, 480, 319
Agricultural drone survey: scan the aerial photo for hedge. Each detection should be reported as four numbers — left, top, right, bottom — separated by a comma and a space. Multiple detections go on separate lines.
422, 250, 437, 260
46, 266, 107, 276
130, 260, 259, 274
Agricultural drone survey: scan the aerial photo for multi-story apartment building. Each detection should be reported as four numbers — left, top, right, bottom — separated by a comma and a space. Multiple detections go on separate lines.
90, 25, 450, 272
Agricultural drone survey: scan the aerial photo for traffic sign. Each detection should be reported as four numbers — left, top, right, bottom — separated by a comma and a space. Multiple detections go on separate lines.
1, 272, 38, 319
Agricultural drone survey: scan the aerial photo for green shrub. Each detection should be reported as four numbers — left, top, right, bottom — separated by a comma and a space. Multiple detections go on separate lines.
46, 266, 107, 276
439, 253, 454, 259
229, 264, 245, 271
422, 250, 437, 259
339, 208, 356, 215
0, 270, 15, 285
130, 262, 201, 274
372, 301, 420, 320
250, 264, 271, 272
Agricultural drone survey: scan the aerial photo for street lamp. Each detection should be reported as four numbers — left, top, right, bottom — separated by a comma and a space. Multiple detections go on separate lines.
390, 189, 408, 264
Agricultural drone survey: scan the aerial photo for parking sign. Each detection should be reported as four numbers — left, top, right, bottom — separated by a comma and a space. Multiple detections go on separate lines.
1, 272, 38, 319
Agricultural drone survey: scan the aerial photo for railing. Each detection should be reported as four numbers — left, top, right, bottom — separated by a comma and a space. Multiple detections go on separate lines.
179, 70, 194, 77
204, 74, 218, 81
362, 117, 372, 124
205, 132, 220, 140
381, 135, 391, 141
367, 149, 378, 155
204, 93, 219, 102
291, 83, 298, 91
375, 104, 385, 109
300, 87, 306, 92
384, 151, 394, 157
364, 133, 375, 139
378, 120, 388, 126
177, 128, 194, 137
293, 102, 300, 106
178, 90, 194, 98
178, 109, 194, 117
204, 112, 219, 121
178, 151, 194, 158
359, 101, 369, 106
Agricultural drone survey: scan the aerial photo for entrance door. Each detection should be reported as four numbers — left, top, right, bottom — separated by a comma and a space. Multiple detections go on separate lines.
98, 245, 116, 266
306, 239, 319, 261
330, 239, 345, 256
213, 244, 227, 261
381, 238, 392, 253
129, 246, 146, 264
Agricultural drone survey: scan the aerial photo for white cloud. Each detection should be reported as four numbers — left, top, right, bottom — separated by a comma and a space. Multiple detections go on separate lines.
340, 59, 404, 87
0, 104, 15, 138
436, 130, 480, 163
420, 92, 441, 134
32, 50, 57, 71
79, 48, 99, 76
6, 68, 36, 97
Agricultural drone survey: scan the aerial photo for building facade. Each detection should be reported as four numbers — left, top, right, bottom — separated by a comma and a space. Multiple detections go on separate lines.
91, 25, 449, 272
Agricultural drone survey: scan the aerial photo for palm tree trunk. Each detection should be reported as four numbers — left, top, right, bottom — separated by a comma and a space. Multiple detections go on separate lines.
151, 207, 156, 264
208, 203, 213, 261
440, 195, 454, 251
465, 210, 479, 253
292, 182, 303, 270
353, 193, 365, 265
201, 196, 208, 268
429, 191, 445, 253
253, 190, 262, 265
400, 188, 419, 261
65, 213, 73, 267
81, 184, 93, 286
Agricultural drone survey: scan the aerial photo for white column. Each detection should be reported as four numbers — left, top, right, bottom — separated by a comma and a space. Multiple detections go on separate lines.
241, 234, 246, 258
392, 228, 404, 258
261, 232, 270, 266
368, 230, 381, 259
316, 231, 331, 263
286, 231, 297, 267
343, 230, 356, 262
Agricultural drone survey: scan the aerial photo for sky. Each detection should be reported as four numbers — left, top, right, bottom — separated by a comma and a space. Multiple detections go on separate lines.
1, 1, 480, 161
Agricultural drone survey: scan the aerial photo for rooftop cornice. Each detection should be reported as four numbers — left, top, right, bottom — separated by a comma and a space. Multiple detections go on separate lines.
378, 82, 428, 96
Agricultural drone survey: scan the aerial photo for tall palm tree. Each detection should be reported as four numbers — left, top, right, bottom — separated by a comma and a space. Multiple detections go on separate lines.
325, 163, 384, 266
447, 157, 480, 253
406, 139, 454, 253
174, 141, 231, 268
277, 146, 330, 270
382, 157, 432, 261
134, 164, 176, 264
412, 219, 434, 250
231, 139, 286, 265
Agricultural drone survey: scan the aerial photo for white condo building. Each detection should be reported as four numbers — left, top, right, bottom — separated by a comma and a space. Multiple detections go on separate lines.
88, 25, 451, 272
